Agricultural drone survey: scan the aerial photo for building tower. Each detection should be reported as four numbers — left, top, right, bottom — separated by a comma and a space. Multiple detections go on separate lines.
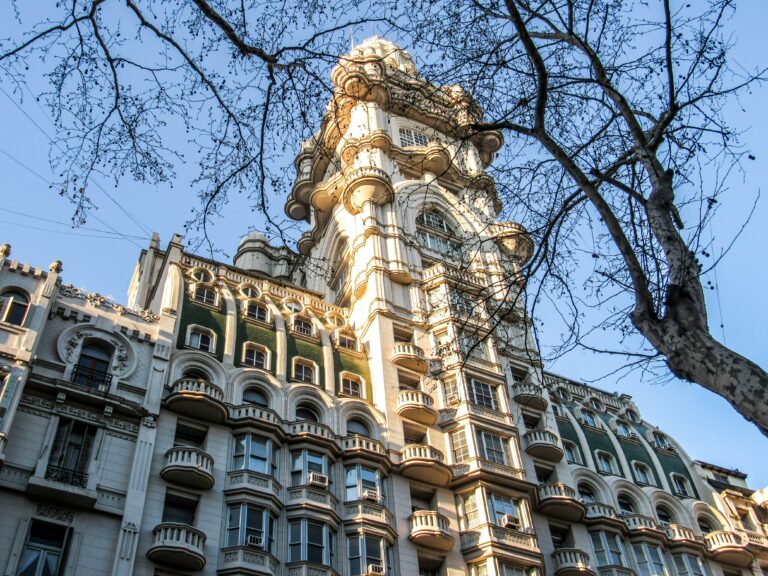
0, 36, 766, 576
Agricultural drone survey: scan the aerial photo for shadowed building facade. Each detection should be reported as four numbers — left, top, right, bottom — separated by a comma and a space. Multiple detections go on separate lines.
0, 37, 766, 576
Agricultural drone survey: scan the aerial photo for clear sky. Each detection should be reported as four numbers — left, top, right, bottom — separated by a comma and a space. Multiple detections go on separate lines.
0, 3, 766, 487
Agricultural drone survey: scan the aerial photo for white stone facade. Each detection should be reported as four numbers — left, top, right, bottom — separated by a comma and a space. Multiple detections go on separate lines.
0, 37, 766, 576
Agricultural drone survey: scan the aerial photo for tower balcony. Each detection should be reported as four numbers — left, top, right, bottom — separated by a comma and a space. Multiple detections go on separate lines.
391, 343, 428, 373
704, 530, 753, 567
409, 510, 455, 551
523, 429, 564, 461
160, 447, 215, 490
147, 523, 206, 571
552, 548, 596, 576
538, 483, 585, 521
165, 378, 227, 423
399, 445, 451, 487
397, 390, 437, 426
511, 383, 549, 411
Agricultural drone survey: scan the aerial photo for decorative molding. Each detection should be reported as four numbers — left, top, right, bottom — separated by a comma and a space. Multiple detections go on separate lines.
58, 284, 159, 322
36, 504, 75, 523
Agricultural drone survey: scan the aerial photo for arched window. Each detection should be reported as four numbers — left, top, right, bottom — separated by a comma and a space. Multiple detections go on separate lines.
347, 418, 370, 437
183, 368, 210, 381
697, 516, 715, 534
188, 327, 214, 352
633, 462, 653, 485
577, 483, 597, 503
245, 301, 268, 322
617, 495, 636, 514
293, 316, 313, 336
671, 474, 691, 497
416, 210, 459, 254
243, 387, 269, 407
656, 505, 674, 526
296, 404, 320, 422
73, 340, 112, 389
581, 409, 597, 427
194, 284, 217, 306
293, 360, 315, 384
243, 344, 268, 370
595, 451, 616, 474
341, 374, 363, 398
0, 289, 29, 326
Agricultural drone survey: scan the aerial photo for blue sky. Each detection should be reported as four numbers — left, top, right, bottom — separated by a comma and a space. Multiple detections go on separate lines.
0, 4, 766, 487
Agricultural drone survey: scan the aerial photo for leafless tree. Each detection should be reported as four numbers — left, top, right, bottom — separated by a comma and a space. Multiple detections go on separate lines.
2, 0, 766, 432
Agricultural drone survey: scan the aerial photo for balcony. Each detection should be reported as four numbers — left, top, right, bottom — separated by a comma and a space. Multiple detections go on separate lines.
451, 457, 527, 488
397, 390, 437, 426
344, 501, 393, 526
147, 523, 206, 571
27, 465, 98, 508
552, 548, 596, 576
341, 435, 390, 468
438, 402, 515, 428
704, 530, 753, 567
286, 485, 338, 514
512, 383, 548, 411
665, 524, 704, 550
160, 447, 215, 490
409, 511, 455, 551
523, 429, 564, 461
391, 343, 428, 373
165, 378, 227, 423
225, 470, 283, 501
584, 503, 624, 529
287, 421, 339, 452
228, 405, 284, 437
70, 365, 112, 392
399, 445, 451, 487
460, 523, 539, 555
622, 514, 665, 539
538, 483, 585, 521
219, 547, 279, 575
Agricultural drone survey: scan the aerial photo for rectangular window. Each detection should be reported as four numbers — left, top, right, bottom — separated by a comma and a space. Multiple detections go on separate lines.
342, 376, 362, 398
488, 492, 520, 526
596, 452, 615, 474
338, 334, 357, 350
294, 362, 314, 384
18, 520, 69, 576
633, 542, 670, 576
451, 429, 470, 463
672, 554, 709, 576
444, 376, 459, 405
468, 379, 498, 410
345, 465, 380, 502
189, 329, 212, 352
232, 433, 273, 475
246, 303, 268, 322
462, 492, 480, 528
162, 493, 197, 525
672, 475, 690, 497
460, 333, 489, 360
399, 127, 429, 147
288, 519, 334, 566
477, 430, 508, 464
291, 449, 327, 486
591, 531, 626, 567
47, 418, 97, 487
294, 318, 313, 336
226, 503, 275, 552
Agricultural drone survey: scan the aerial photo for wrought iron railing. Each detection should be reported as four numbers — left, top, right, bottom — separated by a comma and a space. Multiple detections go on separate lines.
45, 464, 88, 487
70, 365, 112, 391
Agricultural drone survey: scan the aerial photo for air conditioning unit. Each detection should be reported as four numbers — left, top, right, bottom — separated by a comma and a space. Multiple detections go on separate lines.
500, 514, 519, 529
367, 564, 385, 575
362, 490, 380, 502
246, 534, 263, 548
308, 472, 329, 488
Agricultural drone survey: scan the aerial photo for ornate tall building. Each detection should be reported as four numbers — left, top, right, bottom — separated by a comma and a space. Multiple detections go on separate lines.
0, 37, 766, 576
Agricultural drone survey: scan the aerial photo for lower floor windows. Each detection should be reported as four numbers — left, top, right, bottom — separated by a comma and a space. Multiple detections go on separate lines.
18, 520, 69, 576
291, 449, 328, 486
590, 530, 627, 567
672, 554, 709, 576
47, 418, 97, 487
231, 433, 275, 476
226, 503, 275, 552
345, 465, 381, 502
632, 542, 670, 576
476, 430, 509, 464
289, 519, 335, 565
487, 492, 520, 527
348, 534, 391, 575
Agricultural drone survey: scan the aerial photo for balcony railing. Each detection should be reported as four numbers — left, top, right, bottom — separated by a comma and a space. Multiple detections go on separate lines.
70, 365, 112, 391
622, 514, 661, 532
511, 383, 549, 410
147, 522, 207, 571
44, 464, 87, 488
704, 530, 749, 551
666, 524, 701, 543
409, 510, 455, 551
523, 429, 564, 461
391, 343, 428, 372
161, 447, 215, 490
165, 377, 227, 422
341, 435, 388, 460
552, 548, 595, 576
451, 457, 526, 482
399, 445, 451, 486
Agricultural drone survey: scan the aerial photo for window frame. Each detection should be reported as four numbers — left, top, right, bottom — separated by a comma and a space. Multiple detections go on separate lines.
231, 433, 276, 476
563, 441, 581, 464
0, 289, 30, 326
193, 284, 218, 306
187, 325, 215, 353
290, 448, 328, 486
289, 518, 335, 566
467, 378, 500, 411
18, 519, 70, 576
344, 464, 382, 502
340, 372, 364, 399
292, 316, 314, 337
242, 343, 270, 370
595, 450, 617, 475
671, 474, 691, 497
590, 529, 628, 568
633, 462, 653, 485
292, 358, 317, 385
348, 532, 391, 576
476, 429, 509, 465
225, 502, 276, 552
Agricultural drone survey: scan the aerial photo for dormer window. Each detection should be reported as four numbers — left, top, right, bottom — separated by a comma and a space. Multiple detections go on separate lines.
246, 302, 268, 322
293, 359, 315, 384
189, 327, 214, 352
341, 374, 363, 398
672, 474, 691, 497
293, 317, 313, 336
595, 451, 617, 475
653, 433, 671, 450
0, 289, 30, 326
73, 340, 113, 390
634, 462, 653, 485
337, 333, 357, 351
243, 344, 269, 370
581, 410, 597, 427
615, 421, 631, 437
194, 284, 217, 306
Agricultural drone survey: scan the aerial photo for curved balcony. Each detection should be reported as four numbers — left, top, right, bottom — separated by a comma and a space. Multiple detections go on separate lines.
288, 420, 339, 453
552, 548, 596, 576
623, 514, 665, 539
228, 405, 284, 438
391, 343, 428, 373
704, 530, 753, 567
538, 483, 585, 521
341, 435, 390, 469
165, 378, 227, 423
397, 390, 437, 426
512, 383, 549, 411
160, 447, 215, 490
584, 503, 624, 529
665, 524, 703, 549
409, 511, 455, 551
523, 429, 564, 461
147, 523, 206, 571
399, 445, 451, 487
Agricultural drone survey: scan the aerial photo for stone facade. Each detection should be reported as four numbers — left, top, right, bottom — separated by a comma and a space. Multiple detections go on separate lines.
0, 37, 766, 576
